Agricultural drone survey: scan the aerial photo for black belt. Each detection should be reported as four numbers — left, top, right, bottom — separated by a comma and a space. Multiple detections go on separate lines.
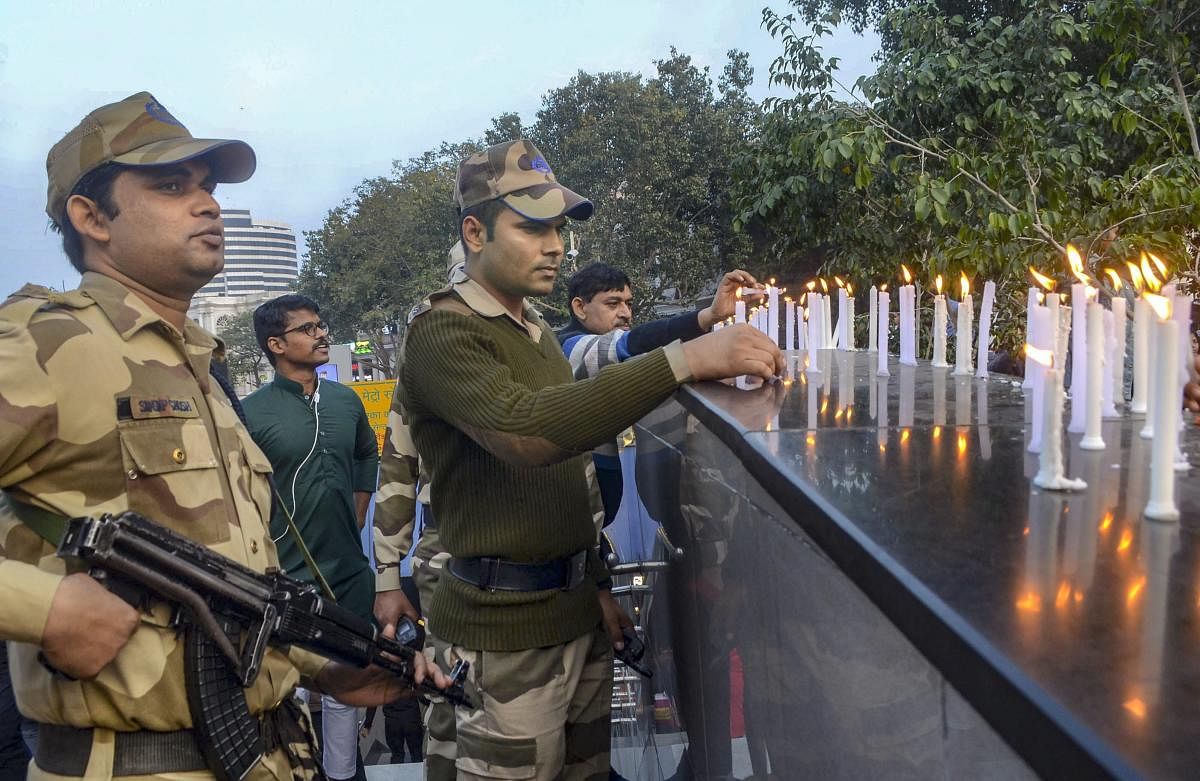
36, 723, 208, 777
449, 550, 589, 592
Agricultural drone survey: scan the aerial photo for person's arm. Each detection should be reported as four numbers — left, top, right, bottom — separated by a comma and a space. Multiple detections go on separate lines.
351, 394, 379, 531
0, 319, 139, 676
372, 383, 420, 627
624, 269, 763, 358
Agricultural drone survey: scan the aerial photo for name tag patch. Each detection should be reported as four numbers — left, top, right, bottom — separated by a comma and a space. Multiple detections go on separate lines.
117, 395, 201, 420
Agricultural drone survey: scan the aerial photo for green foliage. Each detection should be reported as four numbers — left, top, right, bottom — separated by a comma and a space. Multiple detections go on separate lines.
216, 310, 269, 390
737, 0, 1200, 356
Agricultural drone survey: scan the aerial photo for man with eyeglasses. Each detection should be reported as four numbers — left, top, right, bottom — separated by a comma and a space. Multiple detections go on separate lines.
243, 294, 380, 781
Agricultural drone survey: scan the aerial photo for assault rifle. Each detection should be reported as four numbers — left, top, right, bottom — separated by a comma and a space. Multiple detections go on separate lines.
56, 511, 471, 781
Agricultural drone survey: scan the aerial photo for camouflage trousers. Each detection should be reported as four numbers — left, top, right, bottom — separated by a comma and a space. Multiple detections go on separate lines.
26, 743, 316, 781
426, 627, 613, 781
412, 546, 456, 781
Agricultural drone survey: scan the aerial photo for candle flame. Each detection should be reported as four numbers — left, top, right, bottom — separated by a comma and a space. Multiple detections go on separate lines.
819, 278, 829, 293
784, 296, 792, 303
1055, 581, 1071, 609
834, 275, 845, 288
1123, 699, 1147, 719
879, 283, 888, 292
806, 280, 817, 292
1144, 293, 1171, 321
1016, 592, 1042, 613
1140, 252, 1162, 292
769, 277, 777, 286
1066, 244, 1091, 286
803, 306, 810, 320
1126, 261, 1145, 294
900, 264, 913, 285
1025, 344, 1053, 368
1148, 252, 1169, 280
1104, 268, 1123, 291
1117, 528, 1134, 553
960, 273, 970, 298
735, 288, 743, 300
1126, 576, 1146, 606
1029, 267, 1056, 291
846, 283, 854, 296
935, 274, 944, 294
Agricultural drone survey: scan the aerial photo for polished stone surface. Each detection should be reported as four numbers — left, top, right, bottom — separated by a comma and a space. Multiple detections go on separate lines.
665, 349, 1200, 779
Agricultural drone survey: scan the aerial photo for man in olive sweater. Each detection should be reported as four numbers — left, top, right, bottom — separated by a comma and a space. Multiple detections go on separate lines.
400, 139, 781, 780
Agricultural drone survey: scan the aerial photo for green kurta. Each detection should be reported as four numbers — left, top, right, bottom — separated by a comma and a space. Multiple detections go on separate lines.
243, 374, 379, 620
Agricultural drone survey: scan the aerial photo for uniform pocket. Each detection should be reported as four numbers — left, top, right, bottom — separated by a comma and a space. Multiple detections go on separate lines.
117, 417, 229, 544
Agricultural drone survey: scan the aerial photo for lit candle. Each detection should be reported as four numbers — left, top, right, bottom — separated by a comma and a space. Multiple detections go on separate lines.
1110, 295, 1127, 410
823, 290, 834, 348
1027, 345, 1086, 491
785, 297, 796, 351
1022, 286, 1038, 388
899, 265, 917, 366
1100, 308, 1118, 418
806, 295, 822, 373
1144, 294, 1180, 521
975, 280, 996, 379
1079, 298, 1106, 451
767, 279, 780, 346
868, 285, 878, 352
1066, 245, 1091, 432
798, 301, 808, 351
837, 285, 849, 351
1128, 260, 1149, 414
932, 275, 949, 368
953, 273, 974, 376
845, 284, 856, 350
734, 289, 746, 324
877, 289, 891, 377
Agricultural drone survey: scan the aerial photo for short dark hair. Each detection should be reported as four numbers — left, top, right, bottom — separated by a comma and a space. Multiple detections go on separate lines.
51, 163, 127, 273
253, 294, 321, 366
567, 262, 632, 305
457, 199, 506, 251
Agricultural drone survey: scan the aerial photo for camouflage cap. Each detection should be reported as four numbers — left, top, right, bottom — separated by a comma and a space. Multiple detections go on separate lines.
454, 139, 593, 222
46, 91, 256, 221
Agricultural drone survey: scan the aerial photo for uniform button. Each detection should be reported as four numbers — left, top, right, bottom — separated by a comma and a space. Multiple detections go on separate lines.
171, 448, 187, 464
127, 468, 139, 479
250, 540, 259, 554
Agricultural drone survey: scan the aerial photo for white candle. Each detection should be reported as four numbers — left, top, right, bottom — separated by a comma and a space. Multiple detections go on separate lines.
734, 295, 746, 325
1022, 287, 1038, 388
837, 288, 849, 351
1068, 283, 1089, 433
798, 305, 808, 351
846, 293, 856, 350
954, 281, 974, 376
975, 280, 996, 379
1100, 308, 1118, 418
899, 284, 917, 365
1173, 293, 1191, 470
1032, 352, 1086, 491
768, 282, 781, 346
1110, 296, 1127, 409
1080, 299, 1106, 450
1132, 295, 1149, 414
868, 286, 878, 352
823, 294, 834, 348
1145, 300, 1181, 521
785, 299, 796, 351
877, 291, 891, 377
806, 297, 821, 372
933, 294, 949, 367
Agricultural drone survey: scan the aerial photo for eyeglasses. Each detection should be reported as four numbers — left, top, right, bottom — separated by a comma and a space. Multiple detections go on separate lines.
279, 320, 330, 338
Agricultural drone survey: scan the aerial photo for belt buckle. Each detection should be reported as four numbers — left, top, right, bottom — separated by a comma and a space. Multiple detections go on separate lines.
482, 557, 501, 592
564, 551, 587, 591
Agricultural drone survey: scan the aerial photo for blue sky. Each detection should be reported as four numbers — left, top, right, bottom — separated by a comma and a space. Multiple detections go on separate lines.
0, 1, 879, 295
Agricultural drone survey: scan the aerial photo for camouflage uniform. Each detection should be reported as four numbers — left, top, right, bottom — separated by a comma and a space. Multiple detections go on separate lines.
0, 92, 325, 780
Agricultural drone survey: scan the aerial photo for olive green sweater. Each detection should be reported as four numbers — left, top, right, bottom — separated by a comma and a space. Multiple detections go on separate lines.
400, 290, 689, 651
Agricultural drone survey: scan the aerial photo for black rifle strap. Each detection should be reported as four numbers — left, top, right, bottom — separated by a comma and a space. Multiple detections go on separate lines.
208, 365, 336, 601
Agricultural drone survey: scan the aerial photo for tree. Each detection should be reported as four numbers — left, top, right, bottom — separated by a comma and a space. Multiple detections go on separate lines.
737, 0, 1200, 355
216, 310, 269, 390
298, 141, 479, 377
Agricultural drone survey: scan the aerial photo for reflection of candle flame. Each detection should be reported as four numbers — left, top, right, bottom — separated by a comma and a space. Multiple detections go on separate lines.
1067, 244, 1090, 285
1023, 526, 1030, 536
960, 273, 970, 298
1124, 699, 1147, 719
901, 264, 912, 284
1127, 577, 1146, 606
1117, 528, 1133, 553
846, 406, 854, 422
1148, 252, 1169, 279
879, 443, 886, 453
1016, 592, 1042, 612
806, 434, 815, 446
1025, 343, 1053, 367
932, 425, 942, 439
957, 432, 968, 456
935, 274, 944, 294
1074, 589, 1084, 603
1099, 512, 1113, 533
1104, 268, 1123, 291
1140, 253, 1162, 292
1145, 293, 1171, 321
820, 399, 829, 414
1029, 267, 1056, 291
900, 429, 910, 444
1055, 581, 1071, 609
834, 408, 844, 420
1126, 261, 1145, 293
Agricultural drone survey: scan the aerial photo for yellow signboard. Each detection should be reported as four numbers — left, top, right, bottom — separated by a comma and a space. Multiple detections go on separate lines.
350, 380, 394, 454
